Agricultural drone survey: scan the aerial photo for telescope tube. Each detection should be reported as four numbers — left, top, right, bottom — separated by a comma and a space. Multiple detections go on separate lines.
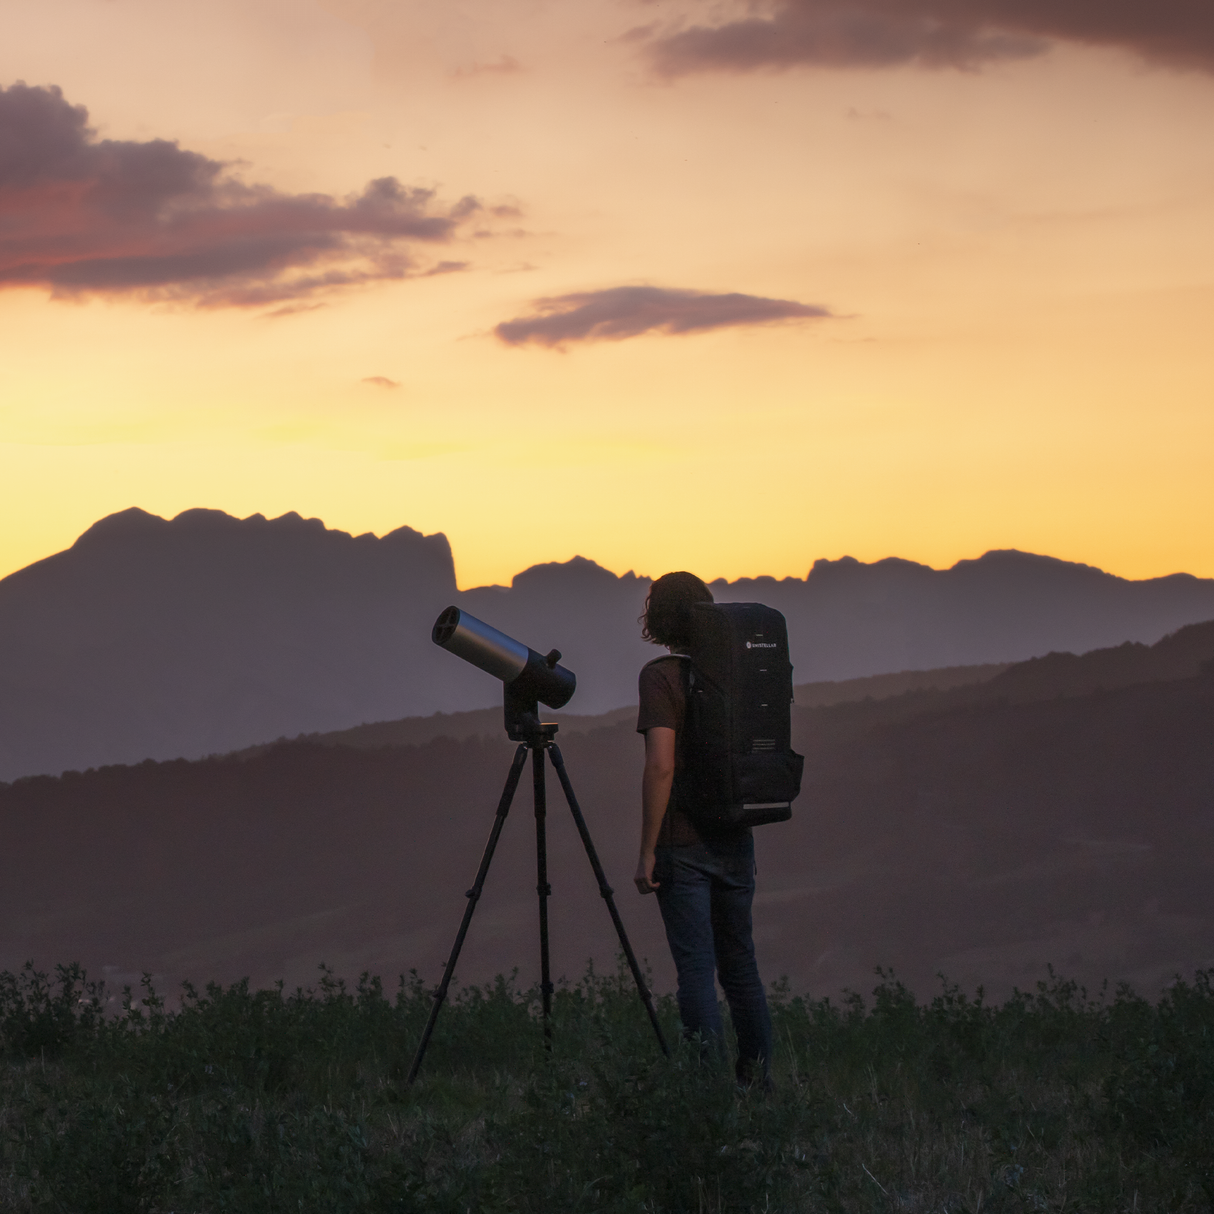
432, 606, 529, 683
432, 607, 577, 710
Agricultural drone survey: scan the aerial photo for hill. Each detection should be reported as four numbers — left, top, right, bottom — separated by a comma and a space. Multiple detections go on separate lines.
3, 624, 1212, 1003
3, 505, 1214, 781
235, 616, 1214, 755
233, 661, 1012, 756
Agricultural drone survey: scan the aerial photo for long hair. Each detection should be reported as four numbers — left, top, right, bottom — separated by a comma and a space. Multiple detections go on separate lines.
640, 571, 714, 648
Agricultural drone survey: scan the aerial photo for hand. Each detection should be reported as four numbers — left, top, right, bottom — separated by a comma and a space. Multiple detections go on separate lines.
634, 851, 660, 895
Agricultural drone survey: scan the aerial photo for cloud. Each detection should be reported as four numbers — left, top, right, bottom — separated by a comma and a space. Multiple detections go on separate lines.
452, 55, 524, 79
421, 260, 469, 276
494, 285, 832, 348
645, 0, 1214, 76
0, 83, 483, 308
362, 376, 400, 388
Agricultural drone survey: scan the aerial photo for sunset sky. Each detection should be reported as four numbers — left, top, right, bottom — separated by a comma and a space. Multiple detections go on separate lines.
2, 0, 1212, 588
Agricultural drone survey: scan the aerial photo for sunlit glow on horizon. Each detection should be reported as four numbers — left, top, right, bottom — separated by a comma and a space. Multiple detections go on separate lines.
2, 1, 1212, 591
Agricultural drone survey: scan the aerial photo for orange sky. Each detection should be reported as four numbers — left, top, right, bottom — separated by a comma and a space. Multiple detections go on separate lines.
2, 0, 1212, 587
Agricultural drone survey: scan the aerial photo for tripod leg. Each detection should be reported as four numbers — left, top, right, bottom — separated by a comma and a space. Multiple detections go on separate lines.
406, 743, 529, 1085
532, 746, 554, 1044
547, 744, 671, 1058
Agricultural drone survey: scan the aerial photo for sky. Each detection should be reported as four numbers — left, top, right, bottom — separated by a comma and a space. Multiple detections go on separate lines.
2, 0, 1212, 588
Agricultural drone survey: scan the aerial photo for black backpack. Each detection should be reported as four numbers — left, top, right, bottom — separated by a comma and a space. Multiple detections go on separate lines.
677, 602, 804, 830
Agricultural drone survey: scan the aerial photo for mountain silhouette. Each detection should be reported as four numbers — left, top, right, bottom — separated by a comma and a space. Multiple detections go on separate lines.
2, 506, 1214, 781
2, 631, 1211, 1004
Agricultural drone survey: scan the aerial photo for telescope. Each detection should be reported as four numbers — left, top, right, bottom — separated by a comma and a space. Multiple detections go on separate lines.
408, 605, 669, 1083
431, 606, 577, 741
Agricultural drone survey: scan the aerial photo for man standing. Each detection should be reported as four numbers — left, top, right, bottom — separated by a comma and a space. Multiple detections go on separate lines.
633, 571, 773, 1086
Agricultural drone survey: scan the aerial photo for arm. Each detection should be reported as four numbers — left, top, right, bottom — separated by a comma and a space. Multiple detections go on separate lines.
634, 725, 676, 895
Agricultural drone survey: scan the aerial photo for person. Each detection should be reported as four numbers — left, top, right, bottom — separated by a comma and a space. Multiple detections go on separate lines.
633, 571, 773, 1085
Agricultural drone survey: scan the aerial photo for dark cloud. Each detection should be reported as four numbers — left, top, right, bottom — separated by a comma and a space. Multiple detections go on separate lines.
0, 83, 483, 308
362, 376, 400, 388
421, 260, 469, 276
494, 285, 832, 348
646, 0, 1214, 76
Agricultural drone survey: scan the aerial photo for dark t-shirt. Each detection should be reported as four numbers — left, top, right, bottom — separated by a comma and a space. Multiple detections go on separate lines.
636, 654, 704, 847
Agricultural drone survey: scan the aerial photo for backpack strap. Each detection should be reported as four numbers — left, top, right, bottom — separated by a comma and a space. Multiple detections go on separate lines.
641, 653, 690, 670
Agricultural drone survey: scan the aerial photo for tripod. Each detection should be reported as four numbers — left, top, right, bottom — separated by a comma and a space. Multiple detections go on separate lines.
406, 705, 671, 1084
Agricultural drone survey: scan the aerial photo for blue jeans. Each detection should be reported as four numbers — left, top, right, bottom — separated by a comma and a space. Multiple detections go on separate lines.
654, 835, 772, 1077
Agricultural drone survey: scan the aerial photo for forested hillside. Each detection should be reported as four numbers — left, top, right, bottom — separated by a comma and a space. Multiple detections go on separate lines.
4, 623, 1212, 1003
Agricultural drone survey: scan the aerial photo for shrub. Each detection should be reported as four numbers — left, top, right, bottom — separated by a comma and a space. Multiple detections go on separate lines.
1, 962, 1212, 1212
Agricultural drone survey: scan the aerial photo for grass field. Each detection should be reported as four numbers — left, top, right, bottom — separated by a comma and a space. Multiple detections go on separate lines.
1, 960, 1211, 1212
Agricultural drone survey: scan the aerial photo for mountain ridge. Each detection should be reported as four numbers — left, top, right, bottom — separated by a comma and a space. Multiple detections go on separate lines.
3, 506, 1214, 781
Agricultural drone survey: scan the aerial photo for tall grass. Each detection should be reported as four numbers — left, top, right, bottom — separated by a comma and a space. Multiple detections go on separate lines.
1, 960, 1211, 1212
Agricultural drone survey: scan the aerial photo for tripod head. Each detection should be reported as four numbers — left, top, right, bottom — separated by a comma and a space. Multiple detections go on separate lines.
431, 606, 576, 742
503, 649, 570, 743
505, 703, 560, 746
